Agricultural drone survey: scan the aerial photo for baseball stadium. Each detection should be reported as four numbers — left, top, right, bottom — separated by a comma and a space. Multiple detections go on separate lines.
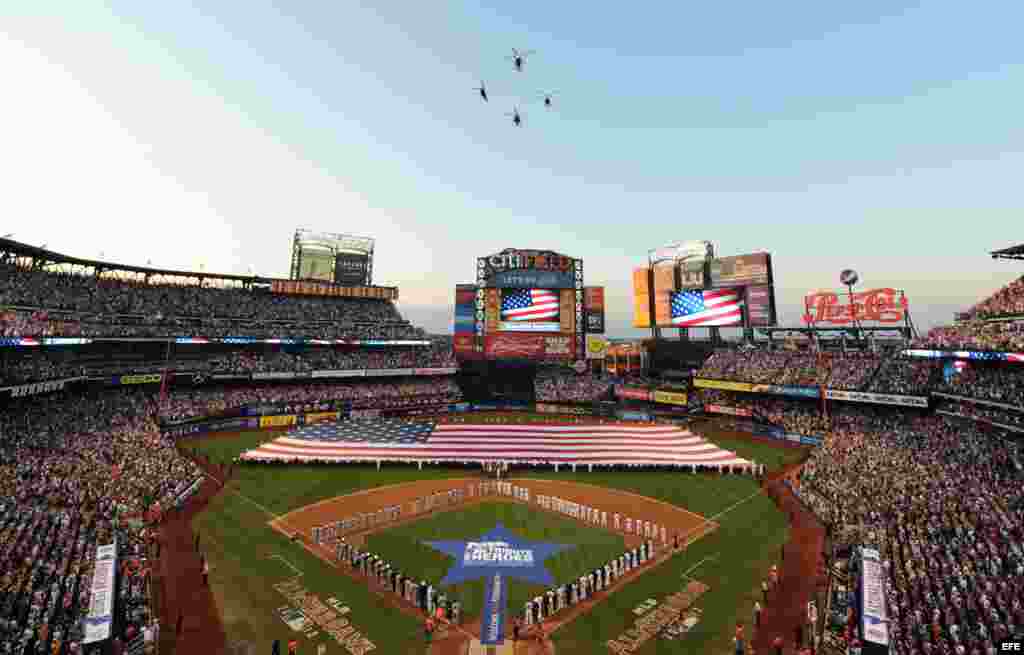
3, 232, 1023, 655
5, 7, 1024, 655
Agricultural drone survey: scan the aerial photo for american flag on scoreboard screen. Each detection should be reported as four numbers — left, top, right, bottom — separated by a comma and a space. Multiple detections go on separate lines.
501, 289, 559, 321
671, 289, 744, 327
239, 423, 751, 467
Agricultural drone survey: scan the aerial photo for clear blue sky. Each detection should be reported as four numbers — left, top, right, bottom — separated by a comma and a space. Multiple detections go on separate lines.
3, 2, 1024, 335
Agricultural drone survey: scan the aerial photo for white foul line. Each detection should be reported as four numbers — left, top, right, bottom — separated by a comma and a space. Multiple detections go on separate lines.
227, 487, 280, 520
268, 554, 303, 577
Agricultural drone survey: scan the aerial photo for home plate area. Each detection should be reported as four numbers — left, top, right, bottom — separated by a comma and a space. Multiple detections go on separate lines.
271, 478, 716, 654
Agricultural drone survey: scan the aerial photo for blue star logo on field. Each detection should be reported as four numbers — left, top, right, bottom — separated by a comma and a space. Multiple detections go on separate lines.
425, 523, 572, 586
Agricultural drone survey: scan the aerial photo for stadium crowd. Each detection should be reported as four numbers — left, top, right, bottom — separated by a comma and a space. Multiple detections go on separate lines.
915, 322, 1024, 353
935, 398, 1024, 430
797, 407, 1024, 655
0, 346, 456, 387
534, 373, 613, 403
933, 365, 1024, 409
697, 349, 887, 391
701, 390, 830, 436
159, 378, 463, 423
0, 263, 423, 339
0, 391, 201, 655
964, 274, 1024, 319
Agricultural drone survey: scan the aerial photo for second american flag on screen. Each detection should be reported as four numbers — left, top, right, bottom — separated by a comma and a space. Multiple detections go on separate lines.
671, 289, 744, 327
501, 289, 559, 321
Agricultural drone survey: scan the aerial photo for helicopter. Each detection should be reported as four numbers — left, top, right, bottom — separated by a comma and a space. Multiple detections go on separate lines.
507, 48, 535, 73
505, 106, 523, 127
473, 81, 488, 102
536, 90, 559, 108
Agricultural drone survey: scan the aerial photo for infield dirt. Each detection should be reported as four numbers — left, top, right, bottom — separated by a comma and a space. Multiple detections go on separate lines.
270, 477, 718, 655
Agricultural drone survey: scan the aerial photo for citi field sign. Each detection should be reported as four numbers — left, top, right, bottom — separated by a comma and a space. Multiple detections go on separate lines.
478, 249, 579, 289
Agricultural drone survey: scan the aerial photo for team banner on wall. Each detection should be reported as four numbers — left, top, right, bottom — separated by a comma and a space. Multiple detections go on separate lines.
693, 378, 755, 393
260, 415, 298, 428
824, 389, 928, 408
859, 548, 890, 648
82, 543, 117, 644
652, 390, 688, 406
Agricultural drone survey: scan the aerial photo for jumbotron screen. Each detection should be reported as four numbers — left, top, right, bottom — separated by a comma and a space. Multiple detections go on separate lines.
498, 289, 561, 332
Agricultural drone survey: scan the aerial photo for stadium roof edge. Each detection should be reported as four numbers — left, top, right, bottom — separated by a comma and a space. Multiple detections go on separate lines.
989, 243, 1024, 260
0, 238, 397, 289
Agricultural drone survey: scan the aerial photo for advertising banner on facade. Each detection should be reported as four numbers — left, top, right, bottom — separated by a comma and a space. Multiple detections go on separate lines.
824, 389, 928, 408
311, 370, 366, 379
704, 404, 753, 417
253, 372, 297, 380
652, 390, 688, 406
614, 385, 653, 401
709, 253, 772, 288
412, 368, 458, 375
118, 373, 163, 385
454, 334, 476, 354
745, 285, 776, 327
485, 334, 546, 358
259, 415, 298, 428
584, 286, 606, 334
804, 288, 907, 325
748, 384, 821, 399
477, 250, 576, 289
585, 335, 609, 360
693, 379, 754, 393
652, 264, 676, 326
1, 376, 84, 398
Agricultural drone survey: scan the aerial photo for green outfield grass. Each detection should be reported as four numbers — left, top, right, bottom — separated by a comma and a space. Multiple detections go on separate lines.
363, 501, 627, 620
189, 418, 806, 655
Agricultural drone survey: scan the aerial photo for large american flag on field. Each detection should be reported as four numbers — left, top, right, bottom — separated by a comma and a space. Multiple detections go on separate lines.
501, 289, 559, 321
238, 421, 751, 467
671, 289, 744, 327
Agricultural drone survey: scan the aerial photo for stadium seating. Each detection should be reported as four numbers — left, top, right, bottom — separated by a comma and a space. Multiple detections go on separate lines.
696, 349, 885, 391
0, 391, 201, 654
534, 372, 612, 403
965, 274, 1024, 319
0, 262, 423, 339
933, 364, 1024, 408
796, 409, 1024, 655
0, 346, 456, 387
158, 378, 463, 423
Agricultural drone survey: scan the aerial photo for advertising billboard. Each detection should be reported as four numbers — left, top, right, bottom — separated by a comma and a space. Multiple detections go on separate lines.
585, 335, 609, 360
483, 334, 574, 359
632, 268, 652, 328
485, 289, 501, 333
709, 253, 773, 288
559, 289, 575, 334
454, 285, 477, 335
584, 286, 605, 334
679, 260, 705, 289
745, 285, 776, 327
492, 289, 561, 332
477, 250, 576, 289
804, 288, 907, 325
652, 264, 676, 326
651, 241, 712, 263
333, 253, 370, 285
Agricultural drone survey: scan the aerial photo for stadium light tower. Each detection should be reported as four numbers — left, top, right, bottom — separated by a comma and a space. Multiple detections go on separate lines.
840, 269, 862, 343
